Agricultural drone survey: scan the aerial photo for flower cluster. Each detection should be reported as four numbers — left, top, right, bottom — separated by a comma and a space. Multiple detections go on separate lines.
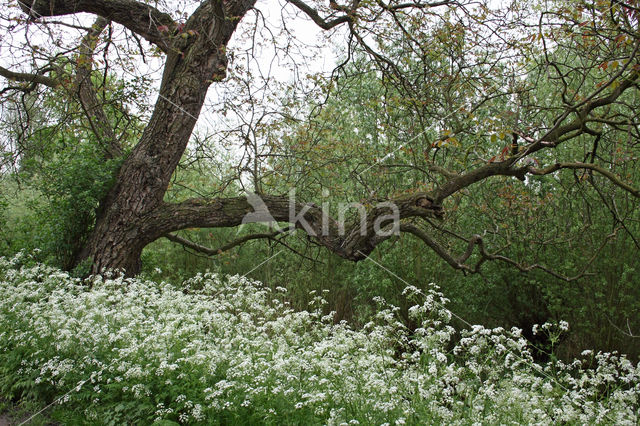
0, 253, 638, 424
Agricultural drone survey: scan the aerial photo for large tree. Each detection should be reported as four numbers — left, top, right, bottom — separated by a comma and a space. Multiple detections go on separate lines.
1, 0, 639, 277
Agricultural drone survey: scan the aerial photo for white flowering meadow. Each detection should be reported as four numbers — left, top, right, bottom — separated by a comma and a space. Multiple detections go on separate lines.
0, 253, 638, 425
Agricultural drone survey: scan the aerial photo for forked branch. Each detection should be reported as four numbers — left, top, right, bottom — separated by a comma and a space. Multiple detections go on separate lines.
400, 223, 619, 282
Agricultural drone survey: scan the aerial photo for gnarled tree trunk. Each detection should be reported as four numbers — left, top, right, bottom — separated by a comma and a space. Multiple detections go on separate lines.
52, 0, 258, 275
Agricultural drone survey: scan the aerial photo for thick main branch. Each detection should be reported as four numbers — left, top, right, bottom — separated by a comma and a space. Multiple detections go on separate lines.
19, 0, 176, 52
143, 192, 443, 261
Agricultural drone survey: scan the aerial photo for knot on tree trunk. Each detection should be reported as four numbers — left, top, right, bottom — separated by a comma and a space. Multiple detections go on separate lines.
415, 196, 444, 218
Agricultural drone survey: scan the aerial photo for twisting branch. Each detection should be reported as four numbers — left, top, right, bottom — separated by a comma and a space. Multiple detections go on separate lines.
399, 223, 473, 271
470, 228, 619, 282
164, 228, 289, 256
526, 162, 640, 198
0, 65, 59, 89
400, 223, 620, 282
164, 226, 323, 262
377, 0, 454, 10
433, 68, 640, 204
74, 17, 123, 159
285, 0, 354, 29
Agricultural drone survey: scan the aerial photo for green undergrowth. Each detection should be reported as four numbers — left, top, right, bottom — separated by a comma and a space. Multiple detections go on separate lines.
0, 252, 638, 425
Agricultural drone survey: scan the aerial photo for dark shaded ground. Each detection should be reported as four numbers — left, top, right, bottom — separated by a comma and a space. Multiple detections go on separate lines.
0, 398, 57, 426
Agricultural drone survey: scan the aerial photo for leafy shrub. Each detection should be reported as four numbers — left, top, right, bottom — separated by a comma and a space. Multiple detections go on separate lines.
0, 190, 7, 253
19, 136, 121, 269
0, 253, 638, 424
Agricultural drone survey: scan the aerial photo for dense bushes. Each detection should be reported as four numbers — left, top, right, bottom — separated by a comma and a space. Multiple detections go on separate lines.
0, 253, 638, 424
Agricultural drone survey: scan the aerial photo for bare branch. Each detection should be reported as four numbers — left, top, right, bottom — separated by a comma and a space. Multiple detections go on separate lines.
470, 229, 619, 282
527, 162, 640, 198
400, 223, 617, 282
74, 17, 123, 159
18, 0, 176, 53
0, 65, 59, 89
399, 223, 473, 271
605, 315, 640, 338
164, 229, 287, 256
285, 0, 352, 29
378, 0, 454, 10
